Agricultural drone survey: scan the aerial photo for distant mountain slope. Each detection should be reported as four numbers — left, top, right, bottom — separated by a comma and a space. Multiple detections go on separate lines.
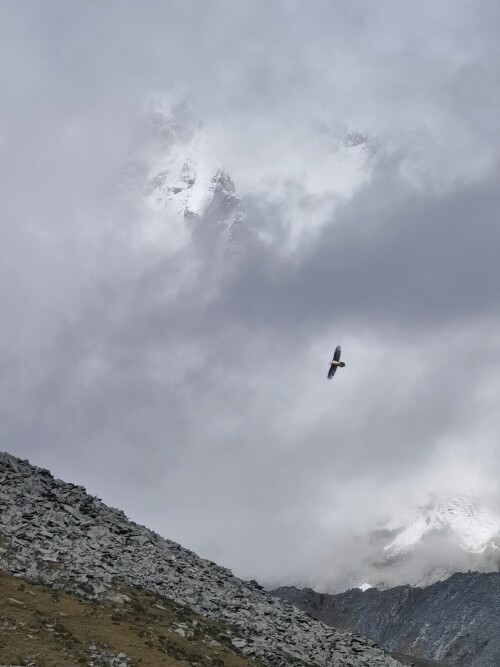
0, 452, 399, 667
392, 653, 449, 667
273, 572, 500, 667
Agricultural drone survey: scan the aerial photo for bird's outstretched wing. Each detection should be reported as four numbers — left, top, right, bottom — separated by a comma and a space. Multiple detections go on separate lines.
327, 365, 337, 380
327, 345, 341, 379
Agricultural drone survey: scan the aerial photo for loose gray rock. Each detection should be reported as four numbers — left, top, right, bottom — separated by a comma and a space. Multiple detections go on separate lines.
89, 643, 132, 667
0, 452, 400, 667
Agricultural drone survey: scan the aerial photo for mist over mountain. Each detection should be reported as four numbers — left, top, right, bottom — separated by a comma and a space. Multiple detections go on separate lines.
311, 493, 500, 593
116, 98, 248, 256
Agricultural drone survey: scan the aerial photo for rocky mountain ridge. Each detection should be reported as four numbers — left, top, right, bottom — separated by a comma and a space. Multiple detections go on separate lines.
0, 452, 400, 667
273, 572, 500, 667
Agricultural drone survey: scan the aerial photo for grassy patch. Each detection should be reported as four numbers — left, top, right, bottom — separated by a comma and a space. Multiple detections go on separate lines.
0, 571, 260, 667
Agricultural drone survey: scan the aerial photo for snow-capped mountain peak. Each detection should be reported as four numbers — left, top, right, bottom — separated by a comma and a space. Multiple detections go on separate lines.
117, 99, 245, 252
139, 101, 220, 217
384, 493, 500, 558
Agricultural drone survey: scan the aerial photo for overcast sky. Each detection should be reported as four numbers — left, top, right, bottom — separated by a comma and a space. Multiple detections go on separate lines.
1, 0, 500, 590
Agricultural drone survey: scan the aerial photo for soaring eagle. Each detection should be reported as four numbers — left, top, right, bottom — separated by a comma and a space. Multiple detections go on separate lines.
327, 345, 345, 379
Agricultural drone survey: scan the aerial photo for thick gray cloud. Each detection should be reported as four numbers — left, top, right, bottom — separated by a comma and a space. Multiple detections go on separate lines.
1, 1, 500, 588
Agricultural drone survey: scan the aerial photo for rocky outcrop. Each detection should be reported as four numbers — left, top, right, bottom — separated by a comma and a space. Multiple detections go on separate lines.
0, 452, 400, 667
273, 573, 500, 667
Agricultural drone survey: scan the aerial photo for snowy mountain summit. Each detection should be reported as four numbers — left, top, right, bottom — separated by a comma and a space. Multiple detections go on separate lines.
117, 99, 245, 253
385, 493, 500, 558
360, 493, 500, 589
324, 493, 500, 593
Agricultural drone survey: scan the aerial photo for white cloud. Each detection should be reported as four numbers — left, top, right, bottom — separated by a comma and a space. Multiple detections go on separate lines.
1, 0, 500, 590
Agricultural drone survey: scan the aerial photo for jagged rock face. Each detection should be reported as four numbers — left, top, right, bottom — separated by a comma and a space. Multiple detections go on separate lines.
117, 100, 247, 254
274, 573, 500, 667
0, 452, 400, 667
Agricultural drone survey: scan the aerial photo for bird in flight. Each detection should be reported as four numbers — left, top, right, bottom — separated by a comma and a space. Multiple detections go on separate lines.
327, 345, 345, 379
